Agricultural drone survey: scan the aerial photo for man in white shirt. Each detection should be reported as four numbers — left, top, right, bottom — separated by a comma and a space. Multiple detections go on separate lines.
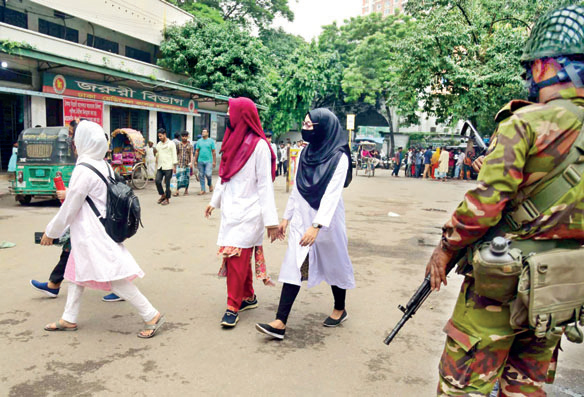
266, 133, 280, 176
155, 128, 177, 205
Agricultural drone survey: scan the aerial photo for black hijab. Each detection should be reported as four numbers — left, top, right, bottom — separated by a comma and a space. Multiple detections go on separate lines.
297, 108, 352, 210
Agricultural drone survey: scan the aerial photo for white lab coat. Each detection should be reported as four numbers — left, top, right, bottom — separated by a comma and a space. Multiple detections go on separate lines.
45, 122, 144, 284
210, 139, 278, 248
278, 154, 355, 289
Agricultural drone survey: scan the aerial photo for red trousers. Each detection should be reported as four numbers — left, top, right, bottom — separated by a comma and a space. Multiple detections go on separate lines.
225, 248, 254, 312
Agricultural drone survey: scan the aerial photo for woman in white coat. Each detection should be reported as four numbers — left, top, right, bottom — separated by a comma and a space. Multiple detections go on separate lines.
41, 120, 164, 338
256, 108, 354, 340
205, 97, 279, 328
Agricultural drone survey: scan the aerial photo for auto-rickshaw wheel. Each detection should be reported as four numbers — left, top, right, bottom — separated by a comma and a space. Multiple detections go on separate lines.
17, 195, 32, 205
132, 163, 148, 190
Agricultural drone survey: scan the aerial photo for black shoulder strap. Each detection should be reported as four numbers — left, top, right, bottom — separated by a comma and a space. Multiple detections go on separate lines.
79, 162, 109, 185
79, 162, 108, 223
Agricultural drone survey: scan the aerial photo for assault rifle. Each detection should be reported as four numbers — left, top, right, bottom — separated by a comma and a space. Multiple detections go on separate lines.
384, 251, 466, 345
460, 121, 488, 156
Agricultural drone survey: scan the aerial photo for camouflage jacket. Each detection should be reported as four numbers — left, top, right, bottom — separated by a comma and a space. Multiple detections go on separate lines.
443, 88, 584, 250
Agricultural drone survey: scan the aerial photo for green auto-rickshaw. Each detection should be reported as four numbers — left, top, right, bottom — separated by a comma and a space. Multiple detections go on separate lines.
9, 126, 75, 205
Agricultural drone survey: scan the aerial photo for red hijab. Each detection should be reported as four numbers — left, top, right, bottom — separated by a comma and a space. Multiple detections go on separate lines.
219, 97, 276, 182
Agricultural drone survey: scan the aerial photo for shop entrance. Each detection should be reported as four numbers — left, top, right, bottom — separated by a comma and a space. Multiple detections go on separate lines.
157, 112, 185, 140
0, 93, 25, 171
110, 107, 148, 137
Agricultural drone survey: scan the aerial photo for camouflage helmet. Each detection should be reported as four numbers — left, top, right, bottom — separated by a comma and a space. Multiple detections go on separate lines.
521, 5, 584, 63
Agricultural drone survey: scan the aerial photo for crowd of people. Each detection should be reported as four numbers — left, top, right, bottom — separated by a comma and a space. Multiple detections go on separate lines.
397, 146, 476, 181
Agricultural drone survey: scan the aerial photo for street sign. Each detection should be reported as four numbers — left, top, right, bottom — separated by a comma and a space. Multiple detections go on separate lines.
347, 114, 355, 130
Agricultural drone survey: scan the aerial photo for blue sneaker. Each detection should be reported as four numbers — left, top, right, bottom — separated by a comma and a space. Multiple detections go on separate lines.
220, 310, 239, 327
30, 280, 59, 298
239, 295, 258, 312
102, 293, 124, 302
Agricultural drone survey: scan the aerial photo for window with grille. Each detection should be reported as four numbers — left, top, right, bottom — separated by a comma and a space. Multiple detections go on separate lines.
39, 19, 79, 43
1, 7, 27, 29
87, 34, 119, 54
125, 46, 151, 63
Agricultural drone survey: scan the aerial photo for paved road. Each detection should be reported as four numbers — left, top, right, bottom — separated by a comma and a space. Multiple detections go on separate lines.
0, 171, 581, 396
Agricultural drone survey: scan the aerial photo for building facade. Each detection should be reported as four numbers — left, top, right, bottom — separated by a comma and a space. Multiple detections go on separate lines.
361, 0, 407, 16
0, 0, 230, 170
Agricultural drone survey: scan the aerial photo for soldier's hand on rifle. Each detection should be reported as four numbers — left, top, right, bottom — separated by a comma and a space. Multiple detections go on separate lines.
425, 242, 456, 292
472, 155, 485, 173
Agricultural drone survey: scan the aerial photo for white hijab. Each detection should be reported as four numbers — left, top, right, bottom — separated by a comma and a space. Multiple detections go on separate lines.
74, 120, 109, 163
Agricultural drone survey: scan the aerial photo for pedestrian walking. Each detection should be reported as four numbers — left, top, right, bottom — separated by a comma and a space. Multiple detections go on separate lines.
205, 97, 279, 328
281, 143, 289, 176
437, 147, 449, 181
415, 149, 423, 177
174, 131, 193, 196
392, 147, 403, 177
155, 128, 177, 205
255, 108, 354, 340
430, 146, 441, 179
427, 5, 584, 394
8, 142, 17, 176
145, 141, 156, 180
194, 128, 216, 195
454, 150, 464, 179
462, 151, 473, 180
423, 147, 433, 178
448, 149, 455, 178
266, 133, 279, 177
40, 121, 164, 338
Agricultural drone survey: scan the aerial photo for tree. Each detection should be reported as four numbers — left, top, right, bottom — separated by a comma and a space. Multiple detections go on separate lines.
179, 0, 294, 29
167, 0, 224, 24
263, 43, 343, 136
259, 27, 305, 69
400, 0, 575, 135
158, 18, 272, 103
343, 14, 418, 155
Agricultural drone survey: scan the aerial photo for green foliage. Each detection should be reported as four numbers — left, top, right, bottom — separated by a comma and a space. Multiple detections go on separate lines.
158, 18, 271, 103
168, 0, 225, 24
0, 39, 34, 53
173, 0, 293, 29
259, 27, 305, 68
399, 0, 575, 134
263, 43, 343, 136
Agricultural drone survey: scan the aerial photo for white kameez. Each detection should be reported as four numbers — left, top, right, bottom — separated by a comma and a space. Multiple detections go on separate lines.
278, 154, 355, 289
45, 130, 144, 285
209, 139, 278, 248
145, 146, 156, 179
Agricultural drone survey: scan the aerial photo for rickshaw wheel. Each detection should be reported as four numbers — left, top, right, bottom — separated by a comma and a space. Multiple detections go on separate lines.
17, 195, 32, 205
132, 163, 148, 190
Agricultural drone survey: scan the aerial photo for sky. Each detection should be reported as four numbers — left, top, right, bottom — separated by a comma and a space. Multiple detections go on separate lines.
274, 0, 361, 41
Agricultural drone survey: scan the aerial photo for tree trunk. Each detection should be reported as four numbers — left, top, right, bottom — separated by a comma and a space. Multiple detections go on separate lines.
382, 103, 396, 158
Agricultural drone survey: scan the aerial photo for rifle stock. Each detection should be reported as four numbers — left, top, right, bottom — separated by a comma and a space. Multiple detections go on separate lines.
384, 251, 465, 346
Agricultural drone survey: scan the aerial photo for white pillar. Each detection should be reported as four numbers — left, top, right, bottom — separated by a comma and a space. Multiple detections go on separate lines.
186, 114, 193, 140
30, 96, 46, 127
102, 104, 110, 134
148, 110, 157, 142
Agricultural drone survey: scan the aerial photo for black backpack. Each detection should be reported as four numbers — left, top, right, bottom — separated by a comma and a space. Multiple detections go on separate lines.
80, 162, 142, 243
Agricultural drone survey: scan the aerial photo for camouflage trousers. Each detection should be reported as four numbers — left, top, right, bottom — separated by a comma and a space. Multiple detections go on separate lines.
438, 277, 561, 396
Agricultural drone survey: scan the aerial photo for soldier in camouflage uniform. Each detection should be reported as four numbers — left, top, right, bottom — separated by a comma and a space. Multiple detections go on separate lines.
425, 5, 584, 396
